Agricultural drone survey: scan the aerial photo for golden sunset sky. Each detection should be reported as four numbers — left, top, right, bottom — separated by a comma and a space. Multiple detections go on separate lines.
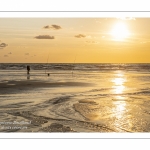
0, 18, 150, 63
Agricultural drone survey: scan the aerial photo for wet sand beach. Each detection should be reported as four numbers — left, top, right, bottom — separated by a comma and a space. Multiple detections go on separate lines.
1, 64, 150, 132
0, 79, 112, 132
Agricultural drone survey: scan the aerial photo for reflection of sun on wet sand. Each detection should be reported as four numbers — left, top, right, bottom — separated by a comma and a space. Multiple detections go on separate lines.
74, 100, 100, 120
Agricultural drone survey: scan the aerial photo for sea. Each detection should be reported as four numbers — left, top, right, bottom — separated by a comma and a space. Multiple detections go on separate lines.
0, 63, 150, 132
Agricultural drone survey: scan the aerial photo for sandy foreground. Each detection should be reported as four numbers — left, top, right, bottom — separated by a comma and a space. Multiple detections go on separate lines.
0, 79, 115, 132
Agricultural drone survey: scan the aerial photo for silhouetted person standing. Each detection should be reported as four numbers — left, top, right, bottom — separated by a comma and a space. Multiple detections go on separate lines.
27, 65, 30, 74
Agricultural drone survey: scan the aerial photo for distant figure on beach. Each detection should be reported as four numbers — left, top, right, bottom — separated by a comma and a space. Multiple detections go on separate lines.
27, 65, 30, 74
47, 73, 50, 76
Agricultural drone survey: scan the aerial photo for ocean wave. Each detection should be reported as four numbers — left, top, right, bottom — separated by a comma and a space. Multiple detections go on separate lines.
1, 63, 150, 72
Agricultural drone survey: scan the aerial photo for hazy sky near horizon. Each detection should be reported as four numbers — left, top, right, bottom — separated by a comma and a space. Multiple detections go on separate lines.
0, 18, 150, 63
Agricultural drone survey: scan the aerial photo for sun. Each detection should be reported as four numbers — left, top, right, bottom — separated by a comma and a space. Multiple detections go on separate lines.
111, 22, 130, 41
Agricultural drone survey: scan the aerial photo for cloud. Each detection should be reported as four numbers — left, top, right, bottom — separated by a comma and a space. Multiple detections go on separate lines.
34, 35, 55, 39
44, 25, 49, 29
0, 43, 8, 49
4, 55, 8, 57
75, 34, 86, 38
43, 24, 62, 30
25, 53, 29, 55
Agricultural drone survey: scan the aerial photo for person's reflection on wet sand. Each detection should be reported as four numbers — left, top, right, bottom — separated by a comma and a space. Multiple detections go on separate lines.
27, 74, 30, 80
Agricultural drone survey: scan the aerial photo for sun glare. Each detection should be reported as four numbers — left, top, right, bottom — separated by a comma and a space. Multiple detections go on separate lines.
112, 72, 126, 94
111, 22, 130, 41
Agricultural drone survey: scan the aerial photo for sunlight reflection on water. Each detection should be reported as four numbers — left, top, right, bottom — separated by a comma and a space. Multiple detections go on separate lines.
112, 71, 126, 95
111, 71, 129, 129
